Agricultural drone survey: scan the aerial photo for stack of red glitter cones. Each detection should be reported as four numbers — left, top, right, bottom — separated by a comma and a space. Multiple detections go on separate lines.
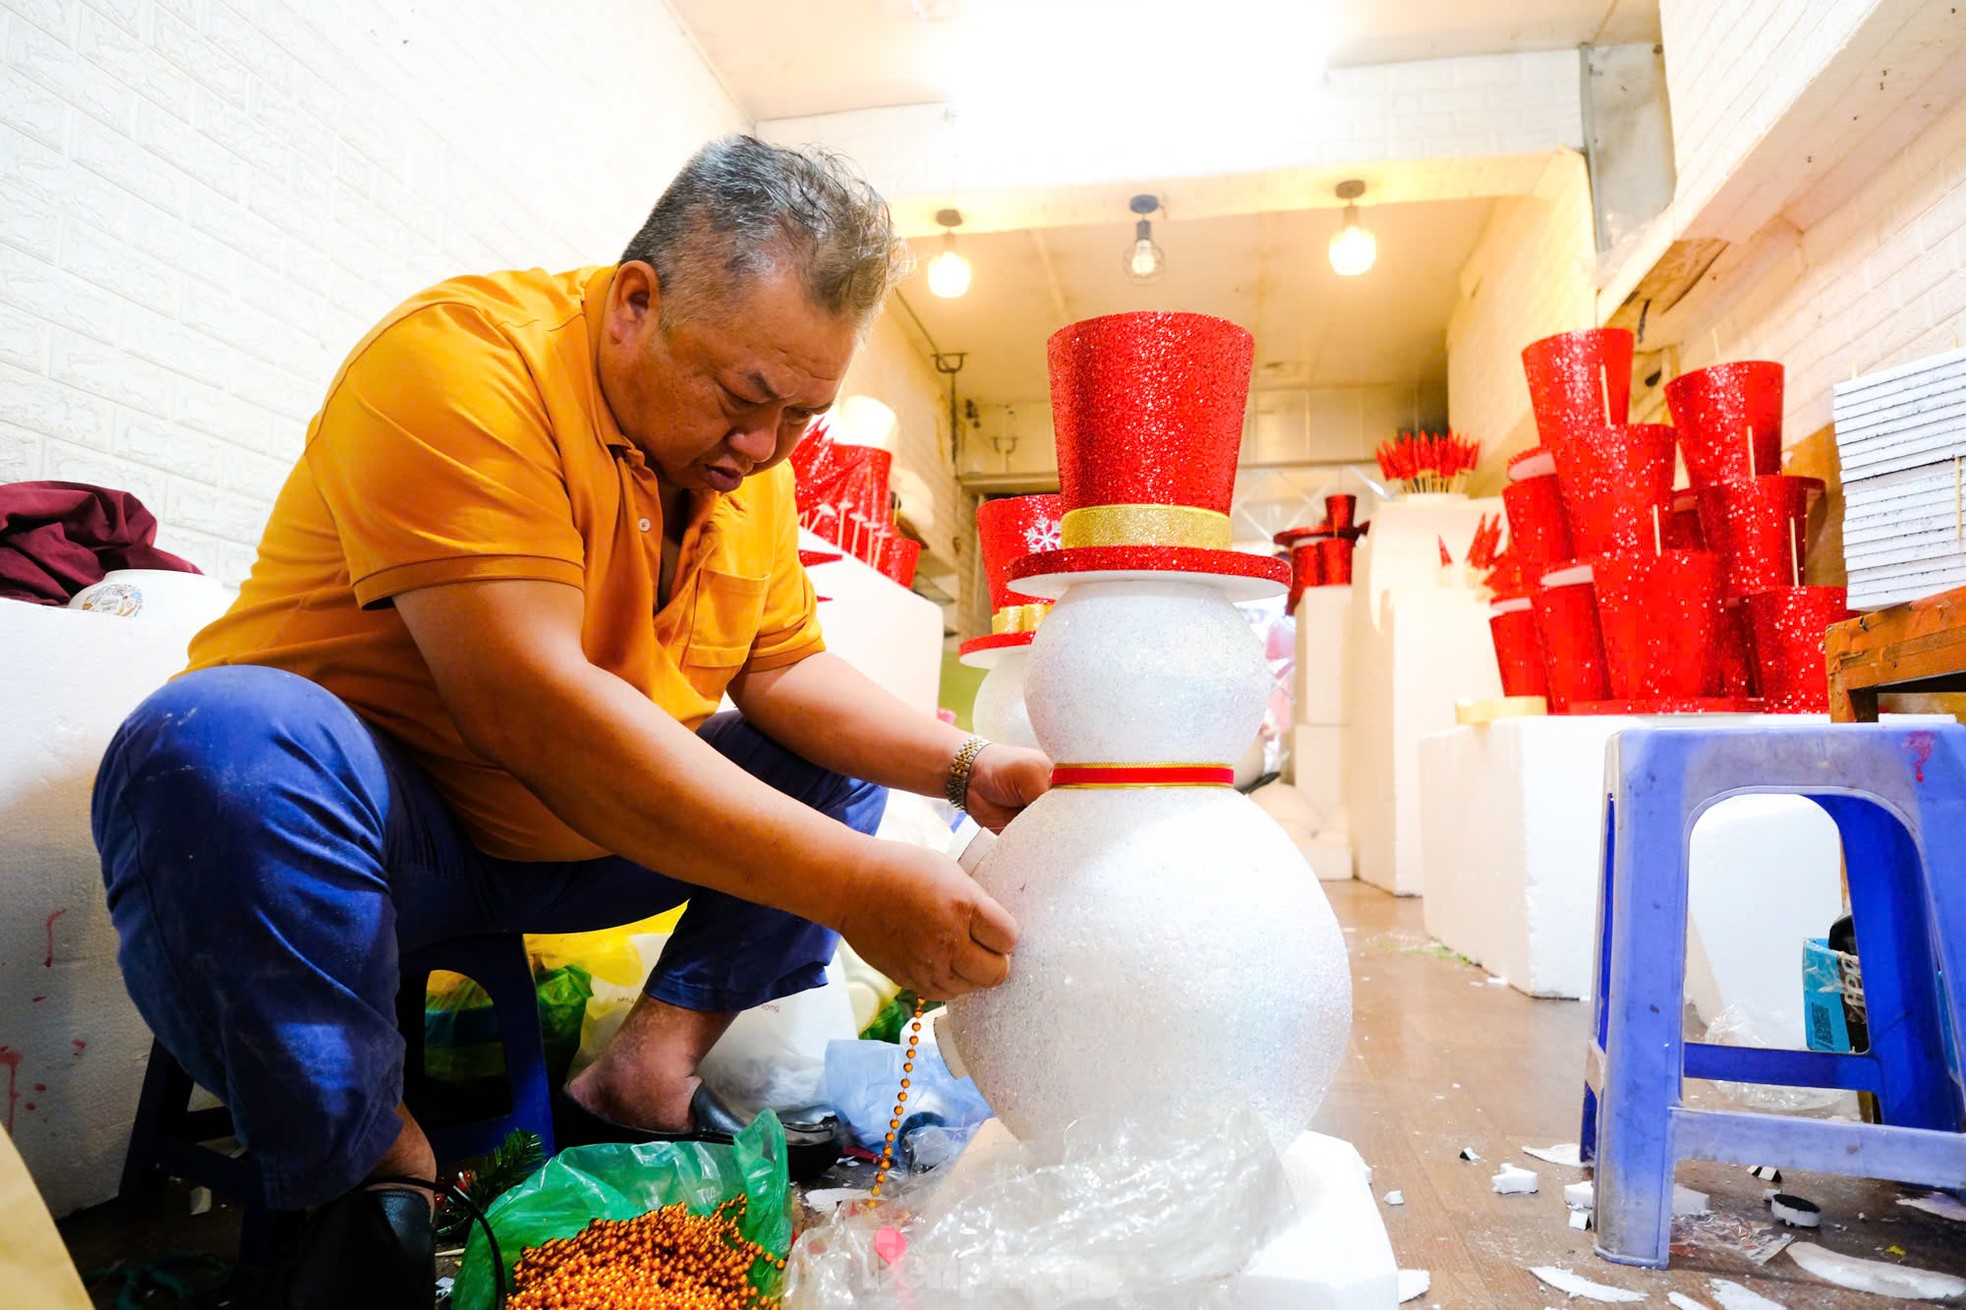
1274, 494, 1365, 614
788, 418, 921, 588
1484, 331, 1853, 715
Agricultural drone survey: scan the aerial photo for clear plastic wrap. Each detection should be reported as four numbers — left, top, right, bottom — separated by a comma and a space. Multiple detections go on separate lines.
1702, 1004, 1855, 1114
783, 1107, 1294, 1308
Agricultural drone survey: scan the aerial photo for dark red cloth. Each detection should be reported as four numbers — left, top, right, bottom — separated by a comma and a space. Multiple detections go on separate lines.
0, 480, 201, 606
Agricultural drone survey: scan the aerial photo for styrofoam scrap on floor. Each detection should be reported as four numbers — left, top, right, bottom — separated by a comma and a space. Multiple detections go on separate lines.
1673, 1184, 1711, 1217
804, 1187, 872, 1214
1563, 1180, 1595, 1210
1569, 1209, 1590, 1230
1458, 1147, 1481, 1161
1527, 1266, 1647, 1302
1492, 1163, 1539, 1195
1397, 1269, 1430, 1303
1786, 1241, 1966, 1300
1747, 1165, 1781, 1183
1667, 1293, 1713, 1310
1521, 1143, 1583, 1167
1769, 1194, 1820, 1228
1898, 1192, 1966, 1222
1383, 1190, 1405, 1206
1706, 1279, 1785, 1310
188, 1185, 212, 1217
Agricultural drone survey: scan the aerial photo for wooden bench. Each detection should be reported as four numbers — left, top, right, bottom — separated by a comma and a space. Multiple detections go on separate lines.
1827, 585, 1966, 721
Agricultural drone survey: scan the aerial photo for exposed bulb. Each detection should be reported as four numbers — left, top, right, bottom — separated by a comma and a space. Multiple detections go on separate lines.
1129, 238, 1161, 279
1328, 208, 1376, 277
927, 247, 972, 298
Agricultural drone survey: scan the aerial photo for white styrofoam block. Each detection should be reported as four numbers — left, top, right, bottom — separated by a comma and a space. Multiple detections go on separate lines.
799, 528, 944, 715
1684, 796, 1844, 1046
1352, 586, 1502, 897
1, 600, 229, 1216
1303, 837, 1356, 883
1233, 1130, 1400, 1307
1350, 495, 1504, 630
1292, 586, 1354, 728
1290, 724, 1348, 819
1417, 713, 1916, 1001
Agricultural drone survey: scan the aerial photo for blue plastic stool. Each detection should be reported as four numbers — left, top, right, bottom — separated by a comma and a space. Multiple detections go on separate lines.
121, 932, 555, 1264
1580, 722, 1966, 1266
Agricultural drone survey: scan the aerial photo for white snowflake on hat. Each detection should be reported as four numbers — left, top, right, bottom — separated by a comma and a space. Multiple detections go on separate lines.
1024, 518, 1062, 555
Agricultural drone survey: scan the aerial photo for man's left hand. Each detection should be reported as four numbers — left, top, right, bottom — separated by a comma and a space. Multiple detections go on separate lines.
966, 745, 1051, 832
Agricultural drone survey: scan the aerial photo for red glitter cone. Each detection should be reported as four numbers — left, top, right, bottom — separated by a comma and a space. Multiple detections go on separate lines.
1716, 599, 1757, 699
1662, 490, 1705, 551
1489, 597, 1548, 699
1745, 585, 1857, 713
1532, 565, 1609, 714
1316, 535, 1354, 585
1325, 493, 1358, 534
1551, 424, 1677, 557
1665, 361, 1784, 494
1522, 329, 1634, 445
1697, 475, 1821, 596
1508, 447, 1557, 482
1287, 538, 1327, 614
1501, 474, 1572, 571
1592, 551, 1726, 701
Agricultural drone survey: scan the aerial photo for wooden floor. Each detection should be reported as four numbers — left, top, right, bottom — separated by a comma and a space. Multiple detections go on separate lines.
1318, 879, 1966, 1308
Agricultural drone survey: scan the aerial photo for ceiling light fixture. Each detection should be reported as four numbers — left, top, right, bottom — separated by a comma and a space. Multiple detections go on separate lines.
927, 207, 972, 298
1124, 193, 1165, 285
1328, 179, 1376, 277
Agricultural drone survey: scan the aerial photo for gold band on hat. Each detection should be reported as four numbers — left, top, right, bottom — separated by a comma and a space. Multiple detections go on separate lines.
990, 602, 1050, 635
1060, 504, 1233, 551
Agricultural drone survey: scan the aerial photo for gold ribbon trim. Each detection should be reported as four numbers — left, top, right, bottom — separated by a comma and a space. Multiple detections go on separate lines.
1060, 504, 1232, 551
991, 602, 1050, 635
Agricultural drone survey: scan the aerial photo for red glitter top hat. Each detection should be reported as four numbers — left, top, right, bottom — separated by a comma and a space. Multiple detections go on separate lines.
1007, 312, 1289, 600
958, 493, 1063, 668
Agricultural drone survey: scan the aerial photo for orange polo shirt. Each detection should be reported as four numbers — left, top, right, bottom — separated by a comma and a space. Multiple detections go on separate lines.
184, 265, 825, 862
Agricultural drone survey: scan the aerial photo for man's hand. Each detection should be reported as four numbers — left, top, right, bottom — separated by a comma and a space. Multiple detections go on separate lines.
966, 744, 1051, 832
837, 840, 1018, 1000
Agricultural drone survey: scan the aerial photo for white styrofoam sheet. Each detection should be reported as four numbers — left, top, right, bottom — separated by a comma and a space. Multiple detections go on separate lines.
1, 602, 226, 1216
799, 529, 944, 715
1293, 586, 1354, 728
1291, 723, 1349, 821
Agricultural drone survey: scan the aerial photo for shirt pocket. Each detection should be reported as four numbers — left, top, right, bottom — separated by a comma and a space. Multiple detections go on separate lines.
682, 568, 770, 668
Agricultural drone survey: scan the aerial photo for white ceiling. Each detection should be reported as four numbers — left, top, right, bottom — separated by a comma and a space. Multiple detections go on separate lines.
670, 0, 1658, 123
894, 195, 1495, 403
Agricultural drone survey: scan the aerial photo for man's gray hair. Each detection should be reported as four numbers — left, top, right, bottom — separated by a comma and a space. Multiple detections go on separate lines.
623, 136, 909, 327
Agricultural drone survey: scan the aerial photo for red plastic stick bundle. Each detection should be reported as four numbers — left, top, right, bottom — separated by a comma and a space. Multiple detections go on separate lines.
1376, 431, 1480, 494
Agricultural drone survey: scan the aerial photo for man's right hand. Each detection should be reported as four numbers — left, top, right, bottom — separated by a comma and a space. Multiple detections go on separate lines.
837, 840, 1018, 1000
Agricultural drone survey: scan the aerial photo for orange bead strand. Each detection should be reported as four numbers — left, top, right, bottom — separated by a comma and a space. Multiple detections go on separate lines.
869, 996, 928, 1199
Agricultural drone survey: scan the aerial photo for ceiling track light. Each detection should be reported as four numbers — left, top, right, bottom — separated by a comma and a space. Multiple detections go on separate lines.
1328, 179, 1376, 277
1124, 193, 1165, 284
927, 206, 972, 298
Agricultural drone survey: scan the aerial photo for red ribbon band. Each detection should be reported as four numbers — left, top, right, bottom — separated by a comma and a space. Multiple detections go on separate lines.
1049, 763, 1235, 789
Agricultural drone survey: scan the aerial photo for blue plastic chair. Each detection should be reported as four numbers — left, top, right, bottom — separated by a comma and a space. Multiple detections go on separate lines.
1580, 722, 1966, 1268
121, 932, 555, 1264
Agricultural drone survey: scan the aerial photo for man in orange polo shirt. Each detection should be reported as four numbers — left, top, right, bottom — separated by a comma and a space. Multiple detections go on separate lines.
91, 136, 1044, 1306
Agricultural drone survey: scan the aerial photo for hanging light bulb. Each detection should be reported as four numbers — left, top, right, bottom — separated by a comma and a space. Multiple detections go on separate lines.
1123, 193, 1165, 284
1328, 179, 1376, 277
927, 207, 971, 298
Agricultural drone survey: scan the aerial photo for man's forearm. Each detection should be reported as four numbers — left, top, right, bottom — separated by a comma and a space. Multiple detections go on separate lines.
478, 657, 874, 929
731, 651, 974, 800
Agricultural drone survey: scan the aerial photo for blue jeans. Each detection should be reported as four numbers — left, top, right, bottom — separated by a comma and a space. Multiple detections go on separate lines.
92, 665, 885, 1208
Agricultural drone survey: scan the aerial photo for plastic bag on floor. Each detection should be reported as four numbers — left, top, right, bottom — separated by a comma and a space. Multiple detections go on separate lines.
1702, 1004, 1856, 1114
783, 1106, 1294, 1307
824, 1037, 991, 1164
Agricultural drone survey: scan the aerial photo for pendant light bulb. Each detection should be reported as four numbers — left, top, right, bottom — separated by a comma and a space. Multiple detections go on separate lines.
1124, 196, 1165, 284
1328, 181, 1375, 277
928, 208, 971, 298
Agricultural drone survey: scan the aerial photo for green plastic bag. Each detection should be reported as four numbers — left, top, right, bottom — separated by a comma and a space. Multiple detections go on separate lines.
451, 1110, 792, 1310
424, 965, 593, 1084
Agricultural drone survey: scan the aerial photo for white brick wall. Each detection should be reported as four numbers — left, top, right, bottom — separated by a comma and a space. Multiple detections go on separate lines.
1653, 85, 1966, 447
1444, 150, 1598, 487
0, 0, 744, 584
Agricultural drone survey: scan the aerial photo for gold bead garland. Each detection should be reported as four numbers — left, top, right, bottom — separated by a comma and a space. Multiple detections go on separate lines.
506, 1194, 784, 1309
869, 996, 927, 1200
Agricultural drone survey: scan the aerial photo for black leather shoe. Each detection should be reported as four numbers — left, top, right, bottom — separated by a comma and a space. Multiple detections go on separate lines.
257, 1184, 434, 1310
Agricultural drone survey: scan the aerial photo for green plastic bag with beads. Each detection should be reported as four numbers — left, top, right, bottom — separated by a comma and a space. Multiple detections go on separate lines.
451, 1111, 792, 1309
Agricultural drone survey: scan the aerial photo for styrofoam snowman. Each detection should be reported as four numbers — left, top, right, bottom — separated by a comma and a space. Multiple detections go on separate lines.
946, 312, 1354, 1145
957, 494, 1063, 751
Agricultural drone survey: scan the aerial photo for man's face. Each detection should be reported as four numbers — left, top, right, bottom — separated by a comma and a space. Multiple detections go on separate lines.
599, 261, 859, 494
